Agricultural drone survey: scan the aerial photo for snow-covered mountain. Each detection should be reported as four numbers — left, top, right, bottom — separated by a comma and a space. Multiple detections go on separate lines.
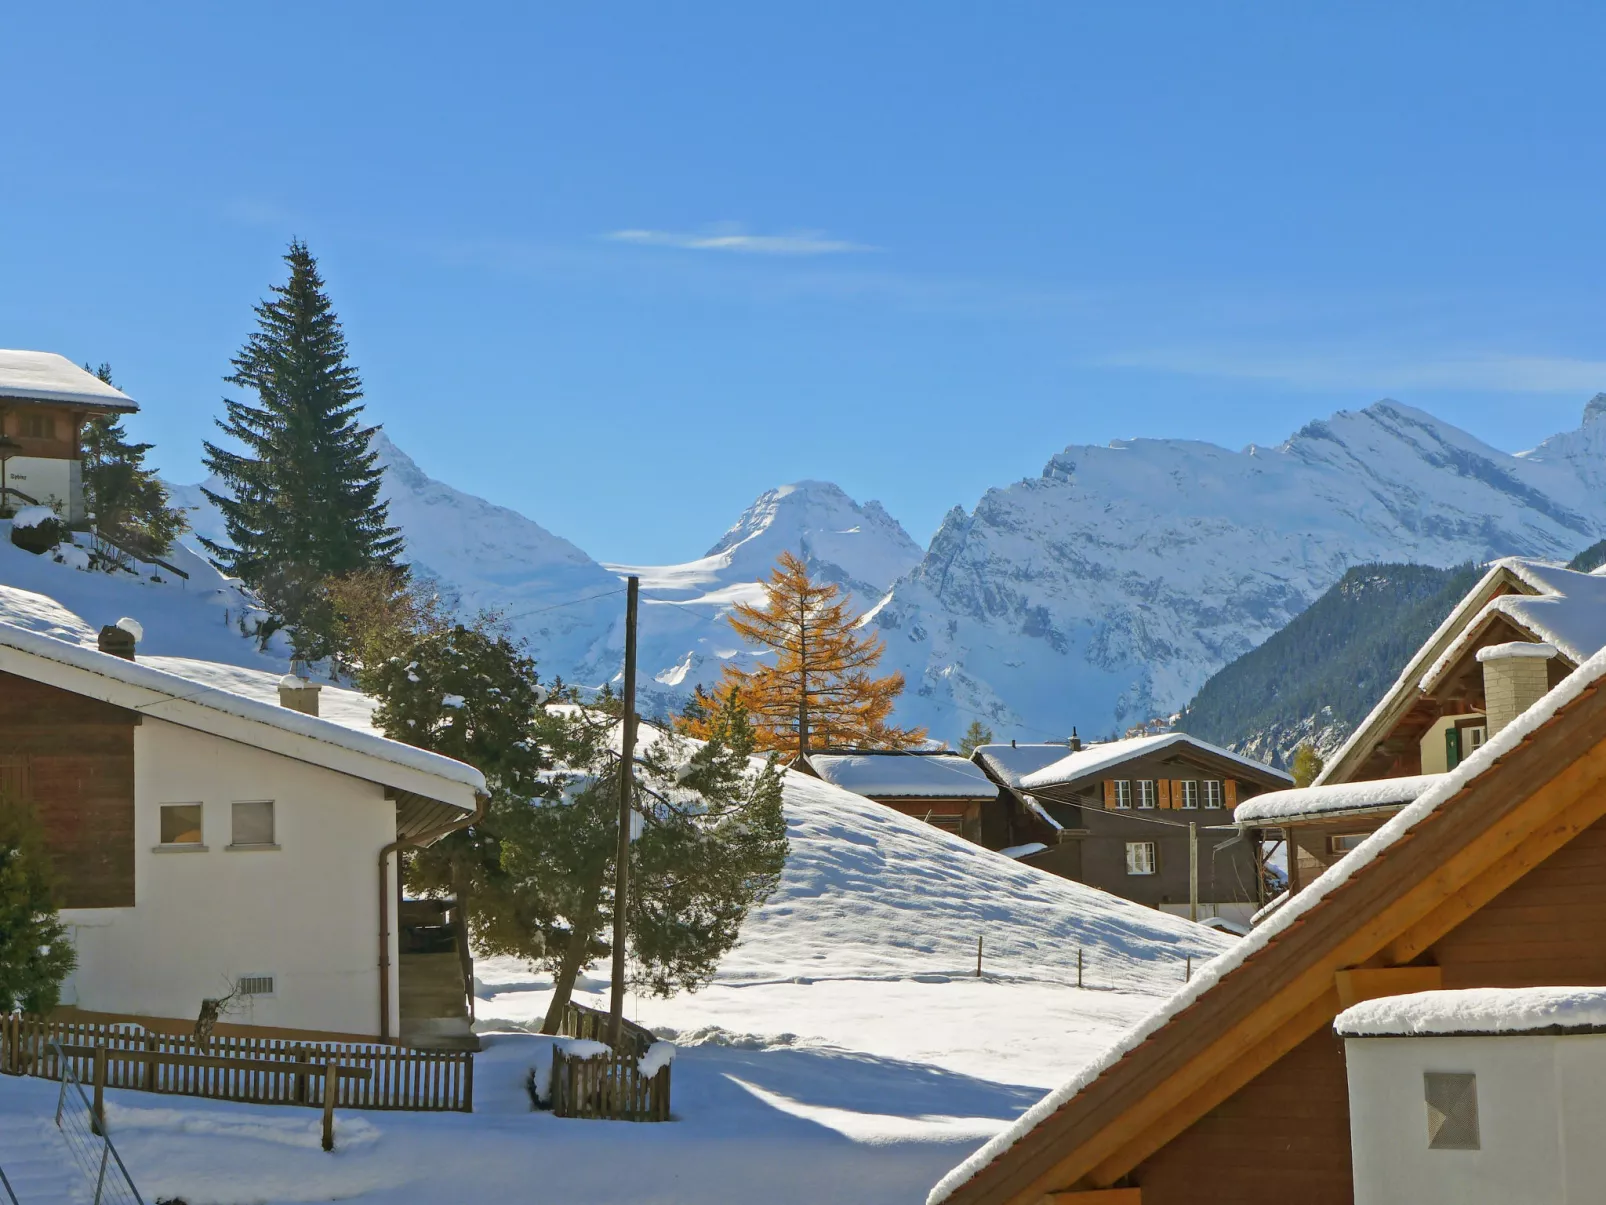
871, 399, 1606, 743
151, 396, 1606, 746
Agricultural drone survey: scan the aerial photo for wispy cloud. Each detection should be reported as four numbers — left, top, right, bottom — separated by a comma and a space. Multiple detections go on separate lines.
1103, 346, 1606, 394
607, 224, 875, 256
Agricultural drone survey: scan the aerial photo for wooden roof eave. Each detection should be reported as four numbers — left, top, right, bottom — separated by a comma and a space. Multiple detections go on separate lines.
946, 676, 1606, 1205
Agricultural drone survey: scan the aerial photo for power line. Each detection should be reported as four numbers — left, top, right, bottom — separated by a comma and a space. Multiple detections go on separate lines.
502, 587, 627, 622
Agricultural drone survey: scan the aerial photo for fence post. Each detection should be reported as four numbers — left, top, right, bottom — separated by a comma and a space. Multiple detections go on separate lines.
976, 935, 983, 977
1077, 948, 1083, 988
321, 1061, 339, 1152
92, 1045, 107, 1136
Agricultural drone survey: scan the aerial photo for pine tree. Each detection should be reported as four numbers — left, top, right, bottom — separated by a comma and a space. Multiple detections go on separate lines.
678, 551, 925, 756
1291, 742, 1324, 788
0, 800, 76, 1014
958, 719, 995, 756
201, 241, 401, 656
79, 363, 184, 556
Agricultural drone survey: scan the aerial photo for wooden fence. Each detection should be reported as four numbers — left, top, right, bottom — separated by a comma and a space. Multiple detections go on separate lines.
1, 1015, 472, 1113
558, 1000, 655, 1059
549, 1045, 671, 1122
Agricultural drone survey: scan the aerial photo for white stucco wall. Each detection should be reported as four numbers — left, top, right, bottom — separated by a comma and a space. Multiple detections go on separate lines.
60, 717, 400, 1037
1346, 1033, 1606, 1205
4, 456, 82, 522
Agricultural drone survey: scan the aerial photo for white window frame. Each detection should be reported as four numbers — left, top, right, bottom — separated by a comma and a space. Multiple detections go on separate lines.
1179, 780, 1200, 810
1136, 780, 1157, 809
1125, 841, 1157, 875
156, 802, 206, 851
1114, 780, 1133, 809
1329, 833, 1369, 854
228, 799, 278, 850
1203, 780, 1223, 809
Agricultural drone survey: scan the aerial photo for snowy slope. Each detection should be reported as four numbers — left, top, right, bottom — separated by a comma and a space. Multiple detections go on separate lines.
871, 398, 1606, 744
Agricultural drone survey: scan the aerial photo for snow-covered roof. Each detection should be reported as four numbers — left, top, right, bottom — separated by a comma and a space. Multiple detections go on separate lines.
930, 637, 1606, 1205
1322, 558, 1606, 785
1233, 774, 1442, 825
0, 621, 484, 812
805, 751, 999, 799
972, 742, 1075, 788
1336, 987, 1606, 1038
1019, 732, 1289, 792
0, 350, 138, 410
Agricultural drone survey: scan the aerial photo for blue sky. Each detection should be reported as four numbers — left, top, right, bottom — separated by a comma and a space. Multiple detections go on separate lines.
5, 3, 1605, 563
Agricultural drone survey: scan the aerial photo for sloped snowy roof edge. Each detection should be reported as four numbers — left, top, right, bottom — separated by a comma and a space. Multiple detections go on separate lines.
929, 639, 1606, 1205
0, 621, 484, 807
1233, 774, 1444, 824
0, 349, 138, 409
1336, 987, 1606, 1037
1020, 732, 1289, 791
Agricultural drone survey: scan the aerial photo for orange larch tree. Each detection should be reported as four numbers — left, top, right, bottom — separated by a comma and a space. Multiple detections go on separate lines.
679, 551, 926, 757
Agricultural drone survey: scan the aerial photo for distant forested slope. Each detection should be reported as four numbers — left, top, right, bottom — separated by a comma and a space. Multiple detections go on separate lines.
1176, 562, 1483, 767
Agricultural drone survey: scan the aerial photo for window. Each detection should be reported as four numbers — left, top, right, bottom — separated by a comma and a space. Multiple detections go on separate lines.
1114, 780, 1133, 809
1329, 833, 1368, 854
1125, 841, 1157, 875
20, 414, 54, 439
159, 803, 203, 846
1179, 780, 1200, 809
1203, 780, 1223, 809
1424, 1072, 1479, 1150
1136, 780, 1157, 809
1466, 726, 1487, 753
230, 800, 276, 848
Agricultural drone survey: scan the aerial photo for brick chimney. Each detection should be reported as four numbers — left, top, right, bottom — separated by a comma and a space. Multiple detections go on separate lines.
97, 623, 136, 661
278, 671, 322, 717
1477, 641, 1557, 737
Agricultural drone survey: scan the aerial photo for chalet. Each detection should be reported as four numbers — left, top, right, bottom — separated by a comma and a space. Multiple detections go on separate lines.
0, 351, 139, 523
926, 624, 1606, 1205
0, 619, 488, 1049
1011, 733, 1291, 926
970, 740, 1080, 851
1237, 558, 1606, 899
794, 749, 1004, 845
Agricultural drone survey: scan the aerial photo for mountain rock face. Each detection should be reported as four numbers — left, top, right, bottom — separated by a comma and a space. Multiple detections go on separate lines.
163, 398, 1606, 747
868, 400, 1606, 744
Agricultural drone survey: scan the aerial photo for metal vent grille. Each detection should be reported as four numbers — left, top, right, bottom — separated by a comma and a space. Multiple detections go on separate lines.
1425, 1072, 1479, 1150
237, 975, 275, 997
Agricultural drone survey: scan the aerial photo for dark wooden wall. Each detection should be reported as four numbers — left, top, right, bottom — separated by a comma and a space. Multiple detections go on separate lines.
0, 671, 136, 908
1133, 1029, 1354, 1205
1125, 812, 1606, 1203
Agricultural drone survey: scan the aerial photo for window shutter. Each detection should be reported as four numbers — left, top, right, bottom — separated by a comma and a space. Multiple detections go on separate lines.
1158, 779, 1171, 809
1171, 779, 1185, 809
1224, 779, 1238, 808
1103, 780, 1116, 809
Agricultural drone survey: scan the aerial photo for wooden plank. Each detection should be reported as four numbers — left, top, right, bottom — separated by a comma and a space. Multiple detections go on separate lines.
1333, 965, 1442, 1008
1045, 1192, 1141, 1204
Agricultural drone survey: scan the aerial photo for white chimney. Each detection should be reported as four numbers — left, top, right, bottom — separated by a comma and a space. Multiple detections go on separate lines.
1477, 641, 1557, 737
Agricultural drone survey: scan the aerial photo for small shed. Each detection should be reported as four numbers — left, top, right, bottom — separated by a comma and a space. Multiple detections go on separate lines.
794, 750, 1002, 845
1337, 987, 1606, 1205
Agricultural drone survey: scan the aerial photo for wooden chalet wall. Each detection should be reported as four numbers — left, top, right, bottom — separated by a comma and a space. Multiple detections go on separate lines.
0, 670, 136, 908
1122, 811, 1606, 1204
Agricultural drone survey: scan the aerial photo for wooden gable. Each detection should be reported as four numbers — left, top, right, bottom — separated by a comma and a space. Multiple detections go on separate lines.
0, 670, 137, 908
939, 666, 1606, 1205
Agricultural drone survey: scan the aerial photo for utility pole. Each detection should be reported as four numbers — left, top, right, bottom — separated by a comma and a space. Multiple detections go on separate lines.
607, 576, 640, 1049
1189, 821, 1199, 924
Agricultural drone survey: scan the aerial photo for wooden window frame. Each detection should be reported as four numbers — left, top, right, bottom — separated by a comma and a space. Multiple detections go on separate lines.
1203, 780, 1223, 809
1135, 780, 1157, 809
1114, 780, 1133, 809
1179, 780, 1200, 810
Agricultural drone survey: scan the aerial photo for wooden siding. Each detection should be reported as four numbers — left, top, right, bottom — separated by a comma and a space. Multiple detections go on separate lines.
1131, 1029, 1353, 1205
1125, 813, 1606, 1202
0, 670, 137, 908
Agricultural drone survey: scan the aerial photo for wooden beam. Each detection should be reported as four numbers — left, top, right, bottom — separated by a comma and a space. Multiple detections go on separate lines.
1334, 965, 1442, 1008
1044, 1191, 1141, 1204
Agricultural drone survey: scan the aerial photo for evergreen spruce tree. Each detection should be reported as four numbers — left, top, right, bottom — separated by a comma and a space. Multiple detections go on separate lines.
79, 363, 184, 556
958, 719, 995, 756
0, 799, 76, 1014
201, 241, 401, 655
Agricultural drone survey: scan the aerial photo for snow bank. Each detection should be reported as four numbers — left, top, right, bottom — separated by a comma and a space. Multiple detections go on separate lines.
639, 1041, 677, 1077
1233, 774, 1441, 824
929, 642, 1606, 1204
1336, 987, 1606, 1037
9, 506, 57, 531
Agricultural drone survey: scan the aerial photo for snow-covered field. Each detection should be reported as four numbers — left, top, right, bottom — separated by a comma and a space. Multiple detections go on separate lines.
0, 543, 1231, 1204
